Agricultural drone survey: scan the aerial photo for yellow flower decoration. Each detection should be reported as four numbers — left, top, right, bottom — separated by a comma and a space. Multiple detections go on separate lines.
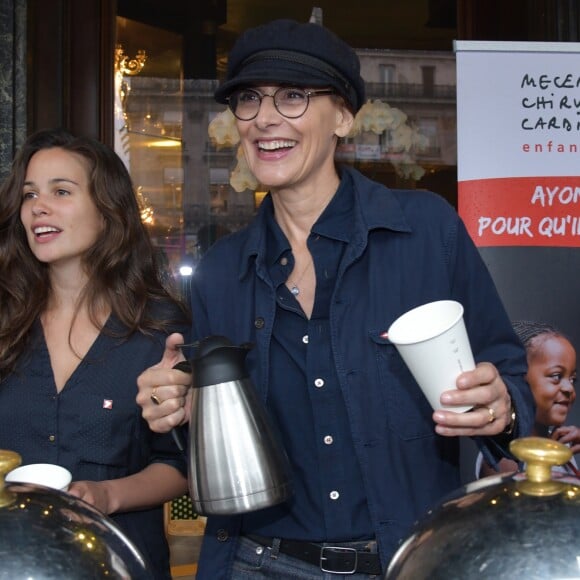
208, 109, 240, 149
230, 145, 258, 193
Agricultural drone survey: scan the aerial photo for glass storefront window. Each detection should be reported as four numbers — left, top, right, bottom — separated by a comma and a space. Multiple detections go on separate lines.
114, 15, 458, 288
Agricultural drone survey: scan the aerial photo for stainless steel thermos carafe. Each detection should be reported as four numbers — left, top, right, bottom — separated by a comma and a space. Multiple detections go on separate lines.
186, 335, 293, 515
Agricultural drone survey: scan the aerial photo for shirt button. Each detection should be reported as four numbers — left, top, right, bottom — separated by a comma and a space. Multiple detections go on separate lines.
280, 257, 288, 266
324, 435, 334, 445
254, 317, 265, 329
302, 335, 309, 344
330, 490, 340, 500
314, 378, 325, 388
48, 435, 56, 442
216, 529, 229, 542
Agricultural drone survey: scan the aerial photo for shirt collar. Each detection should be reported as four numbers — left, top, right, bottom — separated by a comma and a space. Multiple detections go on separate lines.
237, 166, 413, 279
265, 202, 290, 269
311, 170, 354, 243
263, 170, 356, 269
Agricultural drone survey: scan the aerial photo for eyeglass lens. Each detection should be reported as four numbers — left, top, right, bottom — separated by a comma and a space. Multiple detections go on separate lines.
229, 88, 316, 120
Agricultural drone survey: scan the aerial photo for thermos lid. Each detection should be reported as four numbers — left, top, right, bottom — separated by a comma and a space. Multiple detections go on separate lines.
191, 335, 252, 388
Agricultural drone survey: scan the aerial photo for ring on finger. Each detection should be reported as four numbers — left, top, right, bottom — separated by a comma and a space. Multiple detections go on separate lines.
150, 388, 162, 406
487, 406, 496, 423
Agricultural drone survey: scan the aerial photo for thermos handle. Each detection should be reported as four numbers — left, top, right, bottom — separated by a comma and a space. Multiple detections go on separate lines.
165, 361, 193, 453
173, 360, 192, 373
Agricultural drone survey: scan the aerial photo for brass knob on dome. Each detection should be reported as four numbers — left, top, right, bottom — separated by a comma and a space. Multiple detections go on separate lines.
0, 449, 22, 508
510, 436, 573, 497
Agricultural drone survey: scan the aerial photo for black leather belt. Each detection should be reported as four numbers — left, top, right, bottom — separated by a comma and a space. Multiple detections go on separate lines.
246, 534, 382, 575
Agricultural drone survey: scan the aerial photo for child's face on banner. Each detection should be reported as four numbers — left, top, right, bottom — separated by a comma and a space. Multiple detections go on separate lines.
527, 335, 577, 427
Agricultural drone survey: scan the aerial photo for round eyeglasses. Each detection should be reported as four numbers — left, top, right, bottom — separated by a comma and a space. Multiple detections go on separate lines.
227, 87, 335, 121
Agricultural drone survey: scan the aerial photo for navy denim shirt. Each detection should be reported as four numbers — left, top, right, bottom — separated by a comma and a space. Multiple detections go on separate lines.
0, 312, 189, 579
238, 178, 373, 541
189, 166, 534, 578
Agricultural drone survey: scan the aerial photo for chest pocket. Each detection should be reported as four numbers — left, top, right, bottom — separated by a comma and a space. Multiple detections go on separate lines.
370, 330, 435, 440
75, 393, 138, 477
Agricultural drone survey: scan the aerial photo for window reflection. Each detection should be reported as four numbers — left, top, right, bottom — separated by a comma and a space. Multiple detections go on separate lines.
114, 17, 458, 287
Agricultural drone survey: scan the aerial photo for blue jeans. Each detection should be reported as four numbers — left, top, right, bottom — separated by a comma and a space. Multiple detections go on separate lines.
231, 536, 381, 579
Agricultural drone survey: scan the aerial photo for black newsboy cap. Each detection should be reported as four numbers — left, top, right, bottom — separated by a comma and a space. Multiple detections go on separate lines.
214, 19, 366, 112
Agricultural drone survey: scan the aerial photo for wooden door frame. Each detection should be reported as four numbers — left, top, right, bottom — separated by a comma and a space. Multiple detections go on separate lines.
27, 0, 116, 146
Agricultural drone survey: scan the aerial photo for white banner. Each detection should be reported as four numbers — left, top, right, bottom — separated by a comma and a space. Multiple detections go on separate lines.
455, 41, 580, 248
455, 40, 580, 471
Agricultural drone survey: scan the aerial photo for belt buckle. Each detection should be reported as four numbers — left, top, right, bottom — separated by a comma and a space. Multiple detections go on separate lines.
320, 546, 358, 575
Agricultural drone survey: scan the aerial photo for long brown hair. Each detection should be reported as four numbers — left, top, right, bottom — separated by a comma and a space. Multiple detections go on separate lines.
0, 128, 189, 379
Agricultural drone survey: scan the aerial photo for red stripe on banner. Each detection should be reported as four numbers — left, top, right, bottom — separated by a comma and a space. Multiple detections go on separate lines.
459, 176, 580, 247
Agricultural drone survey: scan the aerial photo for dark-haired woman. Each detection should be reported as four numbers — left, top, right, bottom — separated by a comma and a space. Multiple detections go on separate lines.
0, 128, 189, 578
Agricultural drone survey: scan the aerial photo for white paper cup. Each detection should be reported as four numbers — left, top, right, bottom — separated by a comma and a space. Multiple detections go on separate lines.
387, 300, 475, 413
5, 463, 72, 491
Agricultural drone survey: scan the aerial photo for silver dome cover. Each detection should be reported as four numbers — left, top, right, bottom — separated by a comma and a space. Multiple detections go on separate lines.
0, 450, 152, 579
385, 437, 580, 580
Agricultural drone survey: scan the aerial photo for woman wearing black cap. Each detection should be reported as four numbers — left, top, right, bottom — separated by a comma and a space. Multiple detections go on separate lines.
137, 18, 533, 579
